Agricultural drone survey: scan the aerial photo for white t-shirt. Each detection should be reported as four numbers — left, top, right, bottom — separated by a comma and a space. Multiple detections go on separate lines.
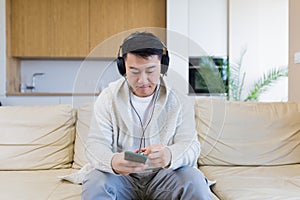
130, 93, 155, 128
130, 92, 156, 150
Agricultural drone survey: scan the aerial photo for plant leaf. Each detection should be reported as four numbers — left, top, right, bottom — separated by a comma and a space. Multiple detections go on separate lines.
229, 48, 247, 101
244, 67, 288, 101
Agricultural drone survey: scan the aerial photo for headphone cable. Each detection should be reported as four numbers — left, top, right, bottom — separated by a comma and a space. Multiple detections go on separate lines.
126, 78, 161, 153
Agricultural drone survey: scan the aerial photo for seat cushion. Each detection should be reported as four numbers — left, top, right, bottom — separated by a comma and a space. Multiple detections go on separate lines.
0, 169, 81, 200
200, 164, 300, 200
195, 99, 300, 166
0, 104, 76, 170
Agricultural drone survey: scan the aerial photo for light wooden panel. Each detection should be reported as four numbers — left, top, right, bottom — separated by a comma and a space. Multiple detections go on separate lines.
126, 0, 166, 29
89, 0, 166, 57
89, 0, 127, 53
51, 0, 89, 57
5, 58, 20, 94
127, 0, 166, 44
11, 0, 51, 57
289, 0, 300, 101
6, 0, 20, 94
11, 0, 89, 58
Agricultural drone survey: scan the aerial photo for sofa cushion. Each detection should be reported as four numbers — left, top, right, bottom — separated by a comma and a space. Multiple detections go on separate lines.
195, 99, 300, 166
0, 169, 81, 200
200, 165, 300, 200
73, 102, 94, 169
0, 105, 76, 170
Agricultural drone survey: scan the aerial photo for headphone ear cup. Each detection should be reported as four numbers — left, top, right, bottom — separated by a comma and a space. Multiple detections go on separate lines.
160, 51, 169, 75
117, 57, 126, 76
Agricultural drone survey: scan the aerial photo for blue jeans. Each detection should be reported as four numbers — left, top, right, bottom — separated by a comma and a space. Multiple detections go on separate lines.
82, 166, 212, 200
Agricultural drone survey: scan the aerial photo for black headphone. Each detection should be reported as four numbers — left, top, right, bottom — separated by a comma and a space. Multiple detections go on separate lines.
116, 32, 169, 76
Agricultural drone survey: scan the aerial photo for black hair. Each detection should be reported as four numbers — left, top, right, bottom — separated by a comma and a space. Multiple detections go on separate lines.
121, 32, 164, 60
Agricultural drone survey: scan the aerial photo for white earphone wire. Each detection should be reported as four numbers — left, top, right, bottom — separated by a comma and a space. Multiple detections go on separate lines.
125, 77, 161, 153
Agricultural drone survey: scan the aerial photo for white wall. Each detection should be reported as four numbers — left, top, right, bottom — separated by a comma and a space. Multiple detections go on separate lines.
189, 0, 227, 57
0, 0, 6, 97
20, 59, 119, 93
229, 0, 288, 101
166, 0, 189, 94
167, 0, 227, 95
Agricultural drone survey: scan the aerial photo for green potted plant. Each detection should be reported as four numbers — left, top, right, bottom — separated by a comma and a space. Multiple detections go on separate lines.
229, 49, 288, 101
195, 56, 228, 94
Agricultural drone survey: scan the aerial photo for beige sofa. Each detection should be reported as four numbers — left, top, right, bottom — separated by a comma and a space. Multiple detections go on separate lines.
0, 104, 91, 200
196, 99, 300, 200
1, 99, 300, 199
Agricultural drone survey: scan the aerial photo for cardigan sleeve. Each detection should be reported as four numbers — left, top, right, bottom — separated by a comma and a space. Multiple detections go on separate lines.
85, 89, 117, 174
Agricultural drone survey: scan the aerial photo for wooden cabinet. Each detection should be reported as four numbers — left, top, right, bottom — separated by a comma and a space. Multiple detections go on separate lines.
6, 0, 166, 94
10, 0, 89, 57
51, 0, 89, 57
89, 0, 166, 57
89, 0, 127, 53
126, 0, 166, 30
10, 0, 166, 58
10, 0, 165, 58
11, 0, 51, 57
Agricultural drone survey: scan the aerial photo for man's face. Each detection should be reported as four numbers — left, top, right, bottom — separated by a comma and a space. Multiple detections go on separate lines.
125, 53, 161, 97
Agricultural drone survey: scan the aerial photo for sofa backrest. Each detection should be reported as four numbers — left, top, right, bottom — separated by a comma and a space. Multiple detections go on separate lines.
195, 98, 300, 166
72, 102, 94, 169
0, 104, 76, 170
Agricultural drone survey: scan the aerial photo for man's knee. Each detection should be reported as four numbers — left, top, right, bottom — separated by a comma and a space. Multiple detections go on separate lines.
83, 169, 105, 188
82, 169, 137, 200
176, 167, 205, 182
175, 167, 212, 200
82, 170, 111, 200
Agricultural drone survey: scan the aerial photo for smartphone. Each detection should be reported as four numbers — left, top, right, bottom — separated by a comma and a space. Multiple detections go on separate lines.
124, 151, 147, 164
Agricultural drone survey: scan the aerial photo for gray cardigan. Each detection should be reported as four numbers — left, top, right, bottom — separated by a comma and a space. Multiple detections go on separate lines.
86, 77, 200, 174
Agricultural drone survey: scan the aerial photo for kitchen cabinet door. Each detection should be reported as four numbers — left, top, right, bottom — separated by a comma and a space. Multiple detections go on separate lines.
51, 0, 89, 57
126, 0, 166, 30
89, 0, 166, 58
89, 0, 127, 57
11, 0, 51, 57
10, 0, 89, 57
10, 0, 165, 58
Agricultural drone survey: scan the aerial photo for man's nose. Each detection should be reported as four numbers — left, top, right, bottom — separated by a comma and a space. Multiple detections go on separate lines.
137, 72, 148, 83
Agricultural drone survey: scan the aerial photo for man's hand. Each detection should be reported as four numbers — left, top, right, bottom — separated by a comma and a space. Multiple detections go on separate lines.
144, 144, 172, 168
111, 152, 147, 175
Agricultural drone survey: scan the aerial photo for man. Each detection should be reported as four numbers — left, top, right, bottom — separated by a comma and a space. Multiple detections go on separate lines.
82, 32, 212, 199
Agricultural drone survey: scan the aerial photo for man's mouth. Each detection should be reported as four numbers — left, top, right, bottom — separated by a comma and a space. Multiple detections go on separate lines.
138, 85, 150, 89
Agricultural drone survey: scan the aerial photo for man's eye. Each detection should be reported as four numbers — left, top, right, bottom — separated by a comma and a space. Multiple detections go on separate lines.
131, 71, 140, 75
147, 71, 154, 74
